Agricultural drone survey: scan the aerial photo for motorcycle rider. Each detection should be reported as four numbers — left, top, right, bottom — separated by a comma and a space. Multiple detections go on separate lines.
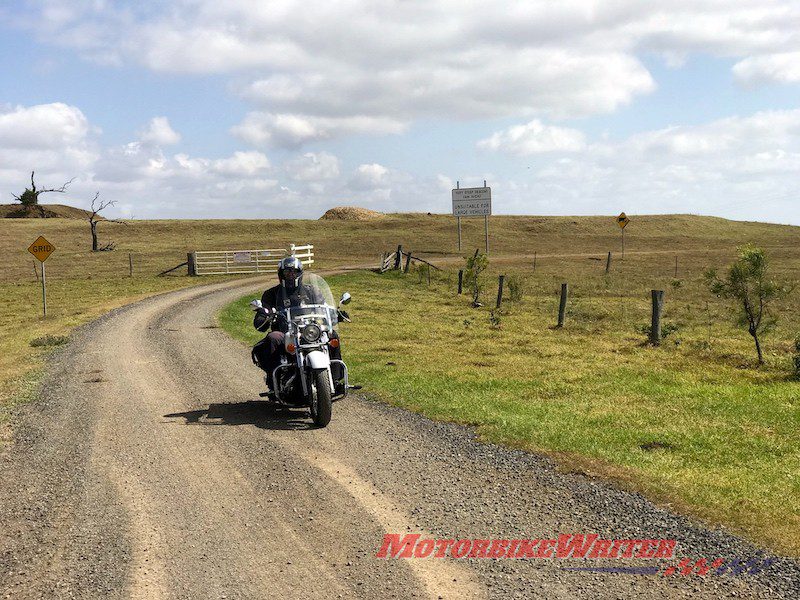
252, 256, 344, 391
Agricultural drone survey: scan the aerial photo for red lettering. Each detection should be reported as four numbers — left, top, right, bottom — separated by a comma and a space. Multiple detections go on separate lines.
588, 539, 612, 558
376, 534, 420, 559
536, 540, 555, 558
635, 540, 656, 558
451, 539, 472, 559
556, 534, 599, 558
514, 540, 539, 558
619, 540, 638, 558
468, 539, 490, 558
433, 539, 455, 558
414, 539, 435, 558
653, 540, 677, 558
488, 539, 510, 558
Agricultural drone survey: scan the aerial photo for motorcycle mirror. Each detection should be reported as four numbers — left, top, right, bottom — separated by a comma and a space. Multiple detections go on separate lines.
249, 299, 263, 311
339, 292, 352, 306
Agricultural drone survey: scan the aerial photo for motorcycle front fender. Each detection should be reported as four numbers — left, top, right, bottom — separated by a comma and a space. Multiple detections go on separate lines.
304, 350, 330, 371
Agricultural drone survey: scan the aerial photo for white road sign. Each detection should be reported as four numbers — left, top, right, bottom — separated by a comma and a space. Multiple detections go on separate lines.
452, 187, 492, 217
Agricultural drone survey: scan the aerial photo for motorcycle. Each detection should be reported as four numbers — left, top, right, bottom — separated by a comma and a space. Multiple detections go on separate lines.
250, 273, 354, 427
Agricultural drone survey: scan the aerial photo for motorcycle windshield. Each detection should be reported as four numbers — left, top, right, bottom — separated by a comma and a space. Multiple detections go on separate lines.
287, 272, 339, 328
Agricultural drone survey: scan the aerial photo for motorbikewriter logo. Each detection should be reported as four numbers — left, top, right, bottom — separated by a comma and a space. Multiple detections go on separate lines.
376, 534, 776, 577
376, 533, 676, 560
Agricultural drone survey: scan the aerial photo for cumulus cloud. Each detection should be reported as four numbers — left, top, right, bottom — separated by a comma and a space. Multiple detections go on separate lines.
496, 109, 800, 221
350, 163, 389, 190
733, 52, 800, 85
478, 120, 586, 155
18, 1, 800, 142
139, 116, 181, 146
231, 112, 406, 147
285, 152, 340, 181
0, 102, 89, 150
0, 103, 97, 193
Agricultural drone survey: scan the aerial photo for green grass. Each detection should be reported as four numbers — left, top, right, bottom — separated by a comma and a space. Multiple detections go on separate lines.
220, 268, 800, 556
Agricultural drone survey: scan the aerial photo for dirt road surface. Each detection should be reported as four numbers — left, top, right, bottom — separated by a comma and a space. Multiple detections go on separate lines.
1, 276, 798, 599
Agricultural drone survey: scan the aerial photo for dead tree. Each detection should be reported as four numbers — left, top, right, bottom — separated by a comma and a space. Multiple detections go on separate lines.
13, 171, 74, 206
88, 192, 126, 251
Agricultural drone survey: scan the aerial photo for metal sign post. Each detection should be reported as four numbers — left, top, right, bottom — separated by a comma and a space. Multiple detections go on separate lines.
456, 181, 462, 252
483, 180, 489, 254
28, 235, 56, 317
617, 212, 630, 260
452, 183, 492, 254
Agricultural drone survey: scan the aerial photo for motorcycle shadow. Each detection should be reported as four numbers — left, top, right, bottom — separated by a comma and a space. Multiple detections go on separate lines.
164, 400, 315, 431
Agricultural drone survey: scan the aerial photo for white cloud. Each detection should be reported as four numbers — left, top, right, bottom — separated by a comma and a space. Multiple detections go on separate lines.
733, 52, 800, 85
139, 116, 181, 146
231, 112, 406, 148
285, 152, 340, 181
350, 163, 389, 190
212, 151, 270, 176
500, 108, 800, 221
19, 1, 800, 141
0, 102, 89, 150
478, 119, 586, 155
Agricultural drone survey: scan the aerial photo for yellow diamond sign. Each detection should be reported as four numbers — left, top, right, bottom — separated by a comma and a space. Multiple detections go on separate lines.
617, 212, 630, 229
28, 236, 56, 262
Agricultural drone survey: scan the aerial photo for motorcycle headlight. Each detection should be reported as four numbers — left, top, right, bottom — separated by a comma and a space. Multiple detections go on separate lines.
301, 323, 322, 343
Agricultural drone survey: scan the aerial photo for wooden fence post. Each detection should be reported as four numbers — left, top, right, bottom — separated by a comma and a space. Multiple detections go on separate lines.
650, 290, 665, 346
395, 245, 403, 270
674, 255, 678, 278
404, 252, 412, 273
557, 283, 568, 328
533, 251, 537, 272
605, 251, 612, 274
187, 252, 197, 276
496, 275, 505, 309
458, 270, 463, 294
129, 253, 133, 277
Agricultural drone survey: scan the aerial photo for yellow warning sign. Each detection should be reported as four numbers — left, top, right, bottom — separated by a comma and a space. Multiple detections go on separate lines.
28, 236, 56, 262
617, 213, 630, 229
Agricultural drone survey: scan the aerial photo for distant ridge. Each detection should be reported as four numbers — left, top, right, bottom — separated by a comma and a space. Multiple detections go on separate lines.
0, 203, 96, 219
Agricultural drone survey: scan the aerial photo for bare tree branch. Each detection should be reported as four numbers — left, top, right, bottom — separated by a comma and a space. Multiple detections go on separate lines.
12, 171, 75, 205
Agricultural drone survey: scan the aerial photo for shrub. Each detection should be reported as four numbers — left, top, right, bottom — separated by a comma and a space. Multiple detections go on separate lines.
507, 274, 525, 302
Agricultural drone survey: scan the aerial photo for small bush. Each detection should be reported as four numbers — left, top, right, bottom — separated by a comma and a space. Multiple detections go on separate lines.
507, 274, 525, 302
29, 334, 69, 347
636, 322, 680, 340
489, 310, 502, 330
415, 263, 430, 284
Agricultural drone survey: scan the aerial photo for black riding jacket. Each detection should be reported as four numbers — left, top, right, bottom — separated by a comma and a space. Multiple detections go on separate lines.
254, 283, 325, 333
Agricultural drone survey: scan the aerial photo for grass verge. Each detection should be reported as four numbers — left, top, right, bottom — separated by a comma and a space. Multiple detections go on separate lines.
219, 269, 800, 556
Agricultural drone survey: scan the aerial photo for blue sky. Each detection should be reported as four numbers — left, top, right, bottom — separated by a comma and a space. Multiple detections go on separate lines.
1, 1, 799, 223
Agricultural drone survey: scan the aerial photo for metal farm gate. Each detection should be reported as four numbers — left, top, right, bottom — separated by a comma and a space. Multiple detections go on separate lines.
190, 244, 314, 276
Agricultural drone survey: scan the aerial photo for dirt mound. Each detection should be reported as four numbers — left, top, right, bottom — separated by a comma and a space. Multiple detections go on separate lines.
319, 206, 384, 221
0, 203, 95, 219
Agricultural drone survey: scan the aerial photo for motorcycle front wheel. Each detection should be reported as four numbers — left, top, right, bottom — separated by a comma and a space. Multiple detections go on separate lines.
310, 369, 332, 427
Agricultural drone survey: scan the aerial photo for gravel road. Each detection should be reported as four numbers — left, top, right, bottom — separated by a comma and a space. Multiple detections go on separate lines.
1, 276, 798, 599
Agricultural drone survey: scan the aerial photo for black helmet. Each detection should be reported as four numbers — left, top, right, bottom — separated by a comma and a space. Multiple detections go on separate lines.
278, 256, 303, 291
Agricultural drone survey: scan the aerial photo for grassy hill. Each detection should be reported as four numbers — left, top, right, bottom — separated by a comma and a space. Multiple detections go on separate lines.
0, 203, 96, 220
